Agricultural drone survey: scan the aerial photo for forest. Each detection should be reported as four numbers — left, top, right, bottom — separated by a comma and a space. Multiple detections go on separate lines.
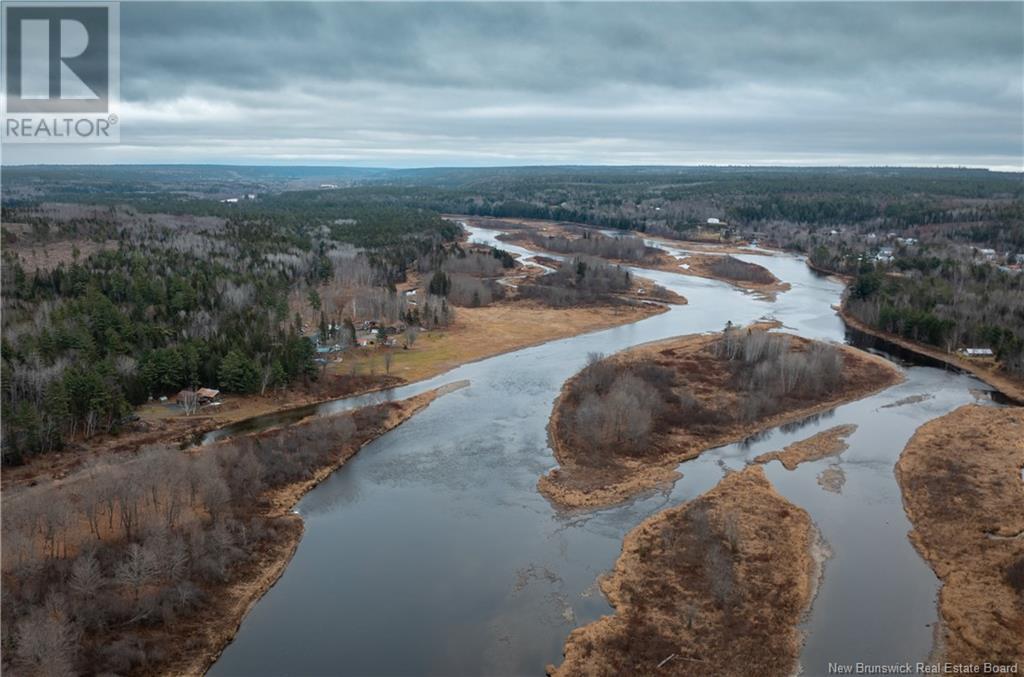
3, 164, 1022, 463
846, 262, 1024, 375
1, 195, 458, 463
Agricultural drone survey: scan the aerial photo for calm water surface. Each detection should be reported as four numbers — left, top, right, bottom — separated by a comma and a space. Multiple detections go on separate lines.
209, 228, 996, 677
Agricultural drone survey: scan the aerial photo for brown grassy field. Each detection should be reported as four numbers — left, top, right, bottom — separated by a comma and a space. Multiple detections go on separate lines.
895, 404, 1024, 670
335, 300, 669, 385
548, 466, 819, 676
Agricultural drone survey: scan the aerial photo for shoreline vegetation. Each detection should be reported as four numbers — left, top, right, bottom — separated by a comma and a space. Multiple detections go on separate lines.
1, 382, 465, 677
547, 465, 820, 676
174, 380, 468, 676
540, 327, 903, 509
839, 305, 1024, 405
895, 404, 1024, 670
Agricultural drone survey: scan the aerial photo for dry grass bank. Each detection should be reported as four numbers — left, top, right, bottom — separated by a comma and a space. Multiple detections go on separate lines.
548, 466, 818, 676
541, 330, 902, 509
895, 405, 1024, 670
754, 424, 858, 470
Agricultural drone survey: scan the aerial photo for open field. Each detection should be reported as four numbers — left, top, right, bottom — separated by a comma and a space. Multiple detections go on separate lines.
548, 466, 819, 676
332, 300, 670, 385
895, 405, 1024, 670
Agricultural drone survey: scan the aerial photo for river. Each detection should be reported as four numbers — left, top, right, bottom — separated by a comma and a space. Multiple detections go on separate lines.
208, 226, 999, 676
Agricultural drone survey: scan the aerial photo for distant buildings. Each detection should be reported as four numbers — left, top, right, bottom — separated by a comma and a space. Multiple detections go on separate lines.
961, 348, 994, 357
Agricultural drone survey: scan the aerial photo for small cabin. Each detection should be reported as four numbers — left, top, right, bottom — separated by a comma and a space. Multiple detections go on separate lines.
176, 388, 221, 406
961, 348, 994, 358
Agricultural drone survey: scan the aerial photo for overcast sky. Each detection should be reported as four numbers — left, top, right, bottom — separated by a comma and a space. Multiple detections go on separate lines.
4, 1, 1023, 169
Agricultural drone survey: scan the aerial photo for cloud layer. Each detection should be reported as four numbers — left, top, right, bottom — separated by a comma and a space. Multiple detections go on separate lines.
6, 2, 1023, 168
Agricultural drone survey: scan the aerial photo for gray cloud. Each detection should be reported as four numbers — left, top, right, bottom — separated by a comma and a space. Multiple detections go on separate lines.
5, 2, 1022, 168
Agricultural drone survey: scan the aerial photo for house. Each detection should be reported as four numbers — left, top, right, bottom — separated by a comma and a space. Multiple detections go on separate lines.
176, 388, 221, 406
220, 197, 239, 204
875, 247, 895, 263
196, 388, 220, 402
962, 348, 994, 357
978, 248, 997, 260
706, 217, 722, 225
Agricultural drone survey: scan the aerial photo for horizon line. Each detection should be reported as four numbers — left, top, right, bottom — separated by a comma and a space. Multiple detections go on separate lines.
2, 162, 1022, 173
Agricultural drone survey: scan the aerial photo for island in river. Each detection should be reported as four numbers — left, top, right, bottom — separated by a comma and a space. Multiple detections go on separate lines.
895, 404, 1024, 671
540, 326, 903, 508
466, 215, 790, 301
548, 465, 820, 676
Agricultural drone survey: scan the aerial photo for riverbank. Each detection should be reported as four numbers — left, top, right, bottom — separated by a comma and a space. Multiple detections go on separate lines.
839, 306, 1024, 405
166, 381, 467, 676
895, 404, 1024, 671
547, 466, 819, 676
540, 330, 903, 509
